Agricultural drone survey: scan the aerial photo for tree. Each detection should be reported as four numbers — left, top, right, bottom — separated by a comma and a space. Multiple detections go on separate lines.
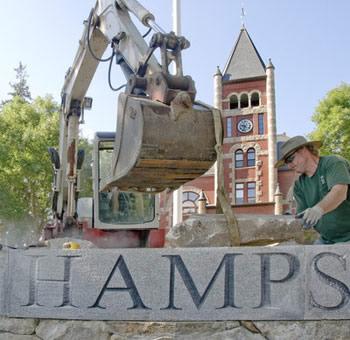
78, 138, 93, 198
0, 96, 59, 227
8, 62, 32, 101
1, 62, 32, 108
309, 83, 350, 160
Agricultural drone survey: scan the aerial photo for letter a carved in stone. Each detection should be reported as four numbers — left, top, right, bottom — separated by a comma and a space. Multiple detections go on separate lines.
90, 255, 150, 310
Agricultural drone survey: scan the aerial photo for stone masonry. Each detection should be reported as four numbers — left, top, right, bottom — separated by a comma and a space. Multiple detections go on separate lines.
2, 215, 350, 339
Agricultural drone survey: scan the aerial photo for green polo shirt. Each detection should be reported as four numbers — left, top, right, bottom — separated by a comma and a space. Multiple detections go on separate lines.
294, 155, 350, 243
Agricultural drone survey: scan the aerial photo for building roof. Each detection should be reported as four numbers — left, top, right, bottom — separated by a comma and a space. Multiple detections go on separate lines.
223, 27, 266, 82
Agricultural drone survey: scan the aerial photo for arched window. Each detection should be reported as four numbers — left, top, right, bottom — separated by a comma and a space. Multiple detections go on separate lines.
240, 93, 249, 108
229, 95, 239, 109
235, 149, 244, 168
251, 92, 260, 107
182, 191, 199, 214
247, 148, 256, 167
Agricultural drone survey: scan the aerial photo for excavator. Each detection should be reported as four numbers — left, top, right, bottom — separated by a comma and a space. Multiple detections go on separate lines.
43, 0, 219, 247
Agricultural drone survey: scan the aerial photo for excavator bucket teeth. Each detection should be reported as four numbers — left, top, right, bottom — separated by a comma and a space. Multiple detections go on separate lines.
101, 93, 217, 193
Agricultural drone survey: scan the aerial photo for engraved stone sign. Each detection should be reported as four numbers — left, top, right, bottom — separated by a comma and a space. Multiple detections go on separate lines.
1, 245, 350, 320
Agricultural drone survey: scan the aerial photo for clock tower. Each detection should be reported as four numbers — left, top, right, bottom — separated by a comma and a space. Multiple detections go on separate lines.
214, 27, 277, 213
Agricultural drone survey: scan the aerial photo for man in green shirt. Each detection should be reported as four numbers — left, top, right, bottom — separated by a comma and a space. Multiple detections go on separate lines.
275, 136, 350, 244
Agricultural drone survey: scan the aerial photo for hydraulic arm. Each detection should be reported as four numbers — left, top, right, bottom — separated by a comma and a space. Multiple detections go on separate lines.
49, 0, 218, 230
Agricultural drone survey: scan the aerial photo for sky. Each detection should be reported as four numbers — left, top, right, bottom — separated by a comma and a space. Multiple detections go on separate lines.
0, 0, 349, 140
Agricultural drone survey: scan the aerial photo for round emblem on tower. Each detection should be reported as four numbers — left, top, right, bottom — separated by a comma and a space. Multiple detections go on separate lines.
237, 119, 253, 133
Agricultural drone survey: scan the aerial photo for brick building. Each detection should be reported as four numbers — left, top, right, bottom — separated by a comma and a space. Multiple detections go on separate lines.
181, 27, 295, 217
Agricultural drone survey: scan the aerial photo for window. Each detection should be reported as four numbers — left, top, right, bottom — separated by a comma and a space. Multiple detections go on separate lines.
182, 191, 199, 214
226, 117, 232, 137
247, 148, 256, 167
258, 113, 264, 135
235, 183, 244, 204
251, 92, 260, 107
240, 93, 249, 108
229, 95, 239, 109
235, 149, 244, 168
98, 141, 155, 224
247, 182, 256, 203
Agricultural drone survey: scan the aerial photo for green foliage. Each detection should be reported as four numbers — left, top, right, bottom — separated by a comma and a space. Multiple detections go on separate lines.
0, 96, 59, 226
78, 138, 93, 197
309, 83, 350, 159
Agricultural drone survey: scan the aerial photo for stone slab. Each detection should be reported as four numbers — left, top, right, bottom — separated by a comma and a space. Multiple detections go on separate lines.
0, 245, 350, 320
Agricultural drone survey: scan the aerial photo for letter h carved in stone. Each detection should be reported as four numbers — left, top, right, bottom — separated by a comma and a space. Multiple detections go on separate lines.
22, 254, 80, 308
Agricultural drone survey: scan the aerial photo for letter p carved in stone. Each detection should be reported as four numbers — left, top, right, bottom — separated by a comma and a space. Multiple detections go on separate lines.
254, 252, 300, 308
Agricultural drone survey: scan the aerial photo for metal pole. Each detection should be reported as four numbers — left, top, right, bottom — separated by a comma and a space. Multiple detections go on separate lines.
172, 0, 183, 226
172, 0, 181, 35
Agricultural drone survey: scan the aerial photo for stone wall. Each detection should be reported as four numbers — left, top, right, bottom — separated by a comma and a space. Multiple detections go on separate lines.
1, 214, 348, 339
1, 318, 350, 339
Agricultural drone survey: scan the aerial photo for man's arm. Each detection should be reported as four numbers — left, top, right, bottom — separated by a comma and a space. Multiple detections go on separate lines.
317, 184, 348, 213
301, 184, 348, 228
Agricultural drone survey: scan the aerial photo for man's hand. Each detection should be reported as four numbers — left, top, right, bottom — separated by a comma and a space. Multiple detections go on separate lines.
298, 206, 324, 229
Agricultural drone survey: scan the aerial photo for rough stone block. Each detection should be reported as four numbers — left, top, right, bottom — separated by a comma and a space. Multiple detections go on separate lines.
35, 320, 111, 340
165, 214, 308, 247
174, 321, 240, 339
0, 333, 39, 340
0, 316, 37, 335
255, 320, 350, 340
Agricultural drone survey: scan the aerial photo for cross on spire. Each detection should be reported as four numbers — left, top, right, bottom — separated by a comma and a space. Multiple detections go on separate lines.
241, 2, 246, 28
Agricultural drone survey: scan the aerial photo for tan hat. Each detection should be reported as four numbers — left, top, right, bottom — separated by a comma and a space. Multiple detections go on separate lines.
275, 136, 322, 168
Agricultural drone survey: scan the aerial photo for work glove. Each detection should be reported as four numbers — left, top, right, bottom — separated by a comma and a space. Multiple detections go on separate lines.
297, 206, 324, 229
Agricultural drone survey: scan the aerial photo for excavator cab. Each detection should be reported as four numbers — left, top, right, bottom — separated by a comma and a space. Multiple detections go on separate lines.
93, 132, 159, 230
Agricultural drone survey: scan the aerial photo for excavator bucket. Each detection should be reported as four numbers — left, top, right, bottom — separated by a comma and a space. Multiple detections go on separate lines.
100, 93, 217, 193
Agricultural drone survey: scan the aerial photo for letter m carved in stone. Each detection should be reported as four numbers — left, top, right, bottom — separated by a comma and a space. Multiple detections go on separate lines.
162, 254, 242, 310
